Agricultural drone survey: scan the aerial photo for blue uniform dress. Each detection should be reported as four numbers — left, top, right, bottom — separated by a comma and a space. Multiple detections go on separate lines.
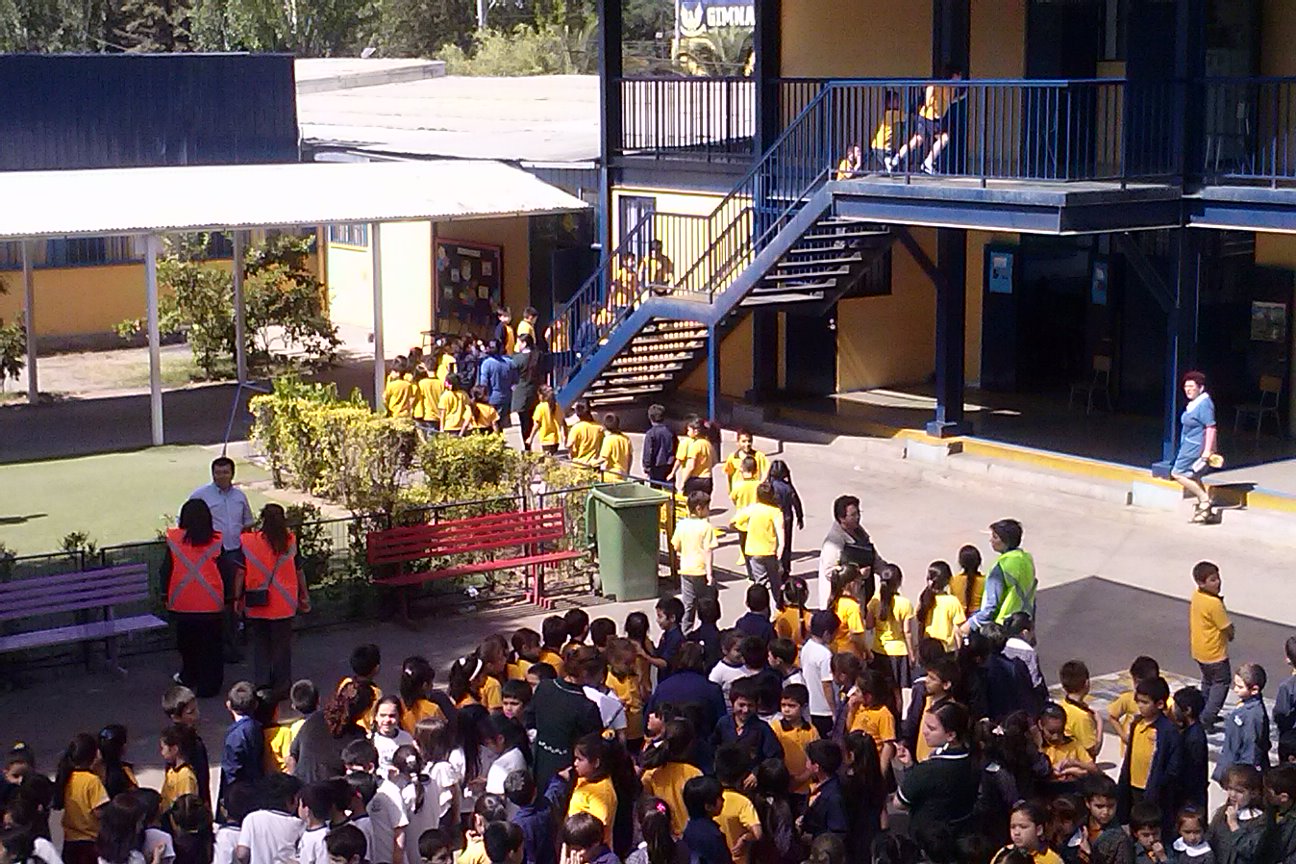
1173, 393, 1216, 474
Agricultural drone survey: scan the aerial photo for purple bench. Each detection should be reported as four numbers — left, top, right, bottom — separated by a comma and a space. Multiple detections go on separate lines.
0, 563, 167, 677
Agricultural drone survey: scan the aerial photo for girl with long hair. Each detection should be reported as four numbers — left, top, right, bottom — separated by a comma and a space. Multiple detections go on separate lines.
397, 656, 445, 735
525, 385, 565, 455
842, 731, 886, 852
916, 561, 966, 653
867, 564, 916, 698
55, 733, 107, 864
413, 716, 459, 828
390, 746, 442, 864
95, 725, 138, 799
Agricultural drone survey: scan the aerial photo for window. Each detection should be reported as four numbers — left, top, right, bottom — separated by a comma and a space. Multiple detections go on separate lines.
45, 237, 142, 267
328, 224, 369, 247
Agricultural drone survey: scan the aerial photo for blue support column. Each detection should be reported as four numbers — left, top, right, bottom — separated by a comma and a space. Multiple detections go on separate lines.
595, 0, 623, 256
928, 228, 972, 438
708, 326, 721, 423
1154, 230, 1202, 476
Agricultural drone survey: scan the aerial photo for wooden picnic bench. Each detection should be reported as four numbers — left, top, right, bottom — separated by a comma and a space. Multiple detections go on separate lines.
366, 506, 584, 611
0, 563, 167, 677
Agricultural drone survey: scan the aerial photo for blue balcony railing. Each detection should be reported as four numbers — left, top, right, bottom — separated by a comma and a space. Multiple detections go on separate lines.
616, 76, 1181, 184
1201, 77, 1296, 187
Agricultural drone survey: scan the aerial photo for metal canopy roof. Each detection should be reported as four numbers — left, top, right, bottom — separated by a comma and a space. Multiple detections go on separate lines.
0, 159, 589, 240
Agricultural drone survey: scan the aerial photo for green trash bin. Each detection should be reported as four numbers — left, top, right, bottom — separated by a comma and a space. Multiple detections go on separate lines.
585, 482, 671, 602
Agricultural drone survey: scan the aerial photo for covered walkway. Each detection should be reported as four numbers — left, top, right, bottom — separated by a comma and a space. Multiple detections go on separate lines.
1, 160, 589, 445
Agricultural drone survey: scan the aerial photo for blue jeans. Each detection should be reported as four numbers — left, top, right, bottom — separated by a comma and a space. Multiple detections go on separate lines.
1199, 658, 1231, 726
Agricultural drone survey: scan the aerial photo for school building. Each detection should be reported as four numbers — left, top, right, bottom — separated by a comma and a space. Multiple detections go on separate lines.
559, 0, 1296, 481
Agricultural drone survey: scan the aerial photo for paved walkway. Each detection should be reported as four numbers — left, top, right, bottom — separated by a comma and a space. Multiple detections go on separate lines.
2, 427, 1292, 821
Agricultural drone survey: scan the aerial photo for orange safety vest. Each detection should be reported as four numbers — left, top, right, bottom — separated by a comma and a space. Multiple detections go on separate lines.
240, 531, 299, 620
165, 528, 225, 614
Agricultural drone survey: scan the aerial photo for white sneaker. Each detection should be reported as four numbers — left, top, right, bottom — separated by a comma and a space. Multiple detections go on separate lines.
883, 155, 894, 173
921, 161, 936, 175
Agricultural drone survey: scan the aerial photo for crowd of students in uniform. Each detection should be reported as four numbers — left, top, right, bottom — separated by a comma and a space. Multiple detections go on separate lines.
7, 439, 1296, 864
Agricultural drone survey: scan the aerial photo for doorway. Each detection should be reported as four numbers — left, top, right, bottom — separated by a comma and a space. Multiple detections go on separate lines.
783, 308, 838, 397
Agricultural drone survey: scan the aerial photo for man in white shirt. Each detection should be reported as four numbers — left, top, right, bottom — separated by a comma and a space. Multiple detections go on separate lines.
189, 456, 255, 663
800, 610, 839, 739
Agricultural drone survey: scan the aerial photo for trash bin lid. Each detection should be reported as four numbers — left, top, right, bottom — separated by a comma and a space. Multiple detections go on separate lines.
589, 481, 672, 508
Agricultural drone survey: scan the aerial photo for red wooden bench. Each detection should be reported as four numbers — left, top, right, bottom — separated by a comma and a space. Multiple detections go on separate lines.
366, 506, 585, 610
0, 563, 167, 677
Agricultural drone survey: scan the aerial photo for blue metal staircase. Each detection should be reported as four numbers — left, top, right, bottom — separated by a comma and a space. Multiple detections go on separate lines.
554, 87, 894, 408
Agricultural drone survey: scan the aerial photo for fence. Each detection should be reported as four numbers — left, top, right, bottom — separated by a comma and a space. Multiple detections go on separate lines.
0, 482, 604, 671
1201, 77, 1296, 186
618, 77, 756, 161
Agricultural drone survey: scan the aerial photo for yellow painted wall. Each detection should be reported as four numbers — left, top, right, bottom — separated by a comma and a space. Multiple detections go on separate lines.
679, 313, 754, 400
970, 0, 1025, 78
0, 264, 149, 337
326, 221, 433, 355
838, 228, 939, 390
1262, 0, 1296, 76
781, 0, 932, 78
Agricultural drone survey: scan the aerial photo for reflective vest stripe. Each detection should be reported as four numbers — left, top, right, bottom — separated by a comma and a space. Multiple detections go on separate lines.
243, 537, 298, 618
165, 531, 224, 613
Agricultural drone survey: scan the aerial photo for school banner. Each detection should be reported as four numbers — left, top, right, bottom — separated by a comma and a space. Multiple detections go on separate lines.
676, 0, 754, 38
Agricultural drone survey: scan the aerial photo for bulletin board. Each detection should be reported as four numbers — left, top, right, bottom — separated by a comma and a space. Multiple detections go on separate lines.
435, 240, 503, 330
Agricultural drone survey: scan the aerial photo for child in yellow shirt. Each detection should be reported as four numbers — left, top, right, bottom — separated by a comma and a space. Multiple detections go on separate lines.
1037, 703, 1098, 781
867, 564, 916, 693
771, 684, 820, 798
567, 735, 617, 846
159, 724, 201, 811
1058, 660, 1101, 759
464, 386, 501, 434
414, 365, 443, 435
727, 456, 761, 568
525, 386, 565, 454
722, 429, 769, 482
950, 544, 986, 614
916, 561, 965, 652
438, 375, 470, 434
567, 401, 604, 468
1106, 656, 1162, 746
671, 491, 717, 633
383, 357, 417, 418
597, 413, 634, 481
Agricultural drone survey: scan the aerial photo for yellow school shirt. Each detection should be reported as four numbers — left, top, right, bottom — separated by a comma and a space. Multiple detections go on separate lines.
1127, 717, 1157, 790
1109, 690, 1173, 746
399, 698, 445, 735
723, 450, 769, 481
568, 776, 617, 844
835, 157, 856, 181
160, 764, 199, 811
771, 721, 819, 794
500, 323, 516, 354
457, 837, 488, 864
435, 353, 456, 382
672, 517, 717, 577
568, 420, 605, 465
733, 502, 781, 557
263, 725, 295, 774
868, 595, 915, 657
849, 704, 896, 755
606, 670, 645, 739
642, 762, 702, 838
1189, 589, 1230, 664
600, 432, 634, 479
480, 675, 503, 711
919, 84, 955, 120
1040, 737, 1093, 774
506, 659, 533, 681
774, 606, 813, 648
949, 571, 986, 614
517, 320, 535, 342
870, 108, 903, 151
715, 789, 760, 859
416, 376, 444, 422
923, 593, 966, 651
992, 850, 1063, 864
728, 475, 761, 510
538, 648, 564, 678
469, 402, 500, 431
383, 376, 416, 417
531, 401, 563, 447
830, 596, 866, 655
677, 437, 715, 475
914, 695, 937, 762
61, 770, 109, 841
439, 389, 470, 431
1060, 697, 1099, 756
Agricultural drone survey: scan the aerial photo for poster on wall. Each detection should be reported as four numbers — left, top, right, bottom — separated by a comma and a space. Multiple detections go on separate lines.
1250, 301, 1287, 343
435, 240, 503, 332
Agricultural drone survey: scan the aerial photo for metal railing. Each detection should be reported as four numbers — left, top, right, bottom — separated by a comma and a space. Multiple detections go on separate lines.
618, 77, 756, 161
1201, 77, 1296, 186
551, 86, 835, 395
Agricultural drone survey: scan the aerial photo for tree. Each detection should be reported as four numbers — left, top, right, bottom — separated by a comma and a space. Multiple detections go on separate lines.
373, 0, 475, 57
118, 233, 340, 379
0, 0, 113, 51
623, 0, 671, 42
191, 0, 374, 54
0, 278, 25, 392
676, 26, 753, 76
113, 0, 193, 51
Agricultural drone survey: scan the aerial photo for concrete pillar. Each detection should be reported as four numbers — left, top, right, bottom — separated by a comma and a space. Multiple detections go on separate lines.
21, 241, 37, 405
232, 231, 248, 384
145, 234, 164, 445
371, 223, 385, 412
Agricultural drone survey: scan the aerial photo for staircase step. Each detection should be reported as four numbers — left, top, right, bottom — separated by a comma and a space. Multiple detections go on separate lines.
626, 337, 707, 352
801, 228, 889, 242
741, 291, 826, 306
765, 267, 852, 282
782, 241, 859, 257
610, 350, 698, 366
587, 384, 669, 399
601, 366, 685, 380
753, 279, 837, 292
774, 255, 864, 269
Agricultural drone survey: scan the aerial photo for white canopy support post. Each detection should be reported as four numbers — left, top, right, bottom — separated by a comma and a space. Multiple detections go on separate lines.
145, 234, 164, 445
370, 223, 385, 412
232, 230, 247, 384
20, 240, 37, 405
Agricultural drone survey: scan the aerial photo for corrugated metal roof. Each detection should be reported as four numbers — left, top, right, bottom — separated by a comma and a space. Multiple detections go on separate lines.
0, 160, 590, 240
0, 54, 299, 171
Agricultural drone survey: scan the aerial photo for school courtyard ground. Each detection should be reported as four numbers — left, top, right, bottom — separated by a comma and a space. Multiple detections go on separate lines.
2, 376, 1294, 817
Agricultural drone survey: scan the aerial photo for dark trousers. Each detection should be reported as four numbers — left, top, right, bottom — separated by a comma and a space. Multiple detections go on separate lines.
1199, 657, 1232, 726
63, 841, 96, 864
646, 465, 673, 488
683, 476, 713, 497
518, 399, 537, 447
247, 617, 294, 700
216, 548, 245, 661
175, 611, 224, 698
490, 399, 511, 428
811, 715, 835, 739
781, 516, 795, 577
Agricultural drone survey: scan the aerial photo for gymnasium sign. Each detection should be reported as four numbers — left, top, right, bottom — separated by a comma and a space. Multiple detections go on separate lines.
676, 0, 755, 38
